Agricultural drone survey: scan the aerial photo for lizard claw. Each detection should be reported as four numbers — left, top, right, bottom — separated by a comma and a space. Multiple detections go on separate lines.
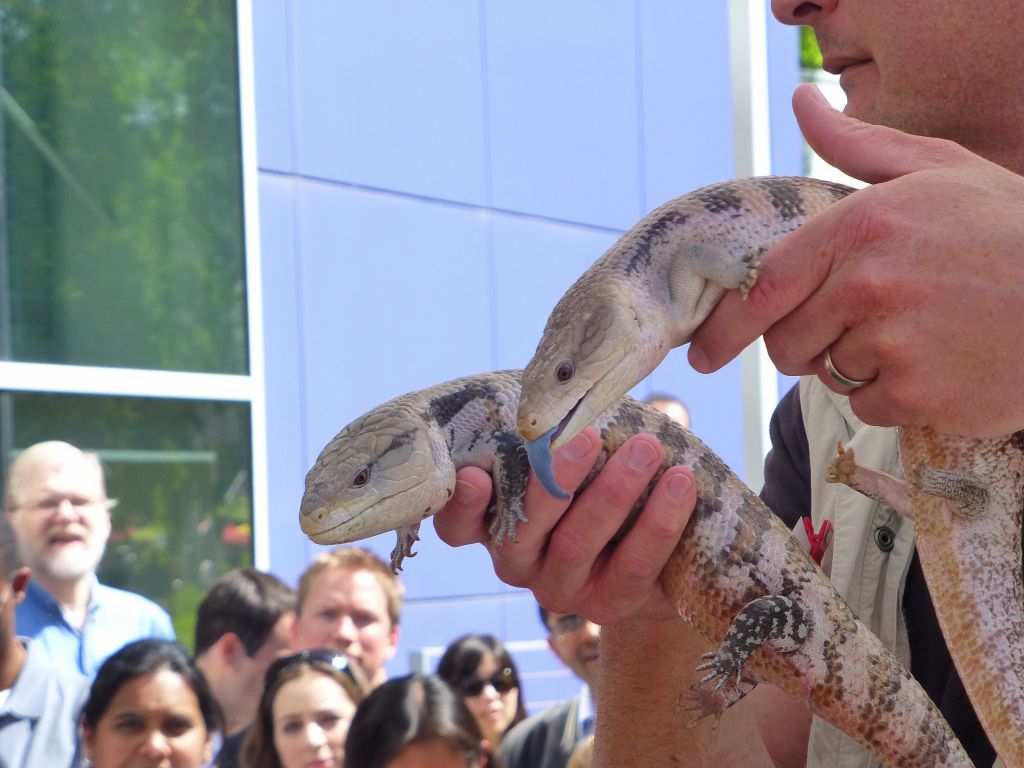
696, 651, 741, 692
390, 524, 422, 573
825, 441, 857, 485
739, 248, 762, 299
488, 510, 525, 547
677, 689, 726, 728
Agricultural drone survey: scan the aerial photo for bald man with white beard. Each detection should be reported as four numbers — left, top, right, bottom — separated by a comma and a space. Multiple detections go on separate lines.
3, 441, 173, 677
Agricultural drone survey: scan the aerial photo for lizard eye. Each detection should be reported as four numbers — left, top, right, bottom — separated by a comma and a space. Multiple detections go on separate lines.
351, 467, 370, 488
555, 361, 575, 384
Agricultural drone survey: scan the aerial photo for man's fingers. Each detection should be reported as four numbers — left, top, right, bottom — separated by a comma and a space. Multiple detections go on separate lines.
689, 206, 841, 374
486, 428, 605, 586
586, 466, 695, 624
433, 467, 494, 547
518, 429, 605, 544
531, 434, 666, 612
438, 431, 692, 624
793, 83, 969, 183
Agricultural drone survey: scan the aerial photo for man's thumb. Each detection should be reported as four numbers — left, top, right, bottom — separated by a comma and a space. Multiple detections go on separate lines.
794, 83, 961, 183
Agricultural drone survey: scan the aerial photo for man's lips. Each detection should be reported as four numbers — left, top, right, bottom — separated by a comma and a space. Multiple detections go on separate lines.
47, 531, 85, 546
822, 55, 871, 76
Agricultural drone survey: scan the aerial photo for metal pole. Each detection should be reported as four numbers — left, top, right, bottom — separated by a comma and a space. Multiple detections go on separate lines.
728, 0, 776, 491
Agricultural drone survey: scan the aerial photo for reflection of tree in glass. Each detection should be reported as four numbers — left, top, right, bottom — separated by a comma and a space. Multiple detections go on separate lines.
6, 392, 253, 653
2, 0, 247, 373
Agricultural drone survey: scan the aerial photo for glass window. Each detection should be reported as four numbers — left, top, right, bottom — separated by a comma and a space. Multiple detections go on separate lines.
0, 392, 253, 646
1, 1, 247, 373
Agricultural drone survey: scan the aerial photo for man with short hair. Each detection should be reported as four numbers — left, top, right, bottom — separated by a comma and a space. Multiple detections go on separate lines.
500, 606, 600, 768
291, 546, 403, 688
0, 514, 88, 766
643, 392, 691, 429
3, 441, 174, 677
193, 568, 296, 766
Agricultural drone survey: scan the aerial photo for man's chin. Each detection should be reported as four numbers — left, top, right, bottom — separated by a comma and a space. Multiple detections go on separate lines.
579, 657, 600, 682
42, 547, 104, 581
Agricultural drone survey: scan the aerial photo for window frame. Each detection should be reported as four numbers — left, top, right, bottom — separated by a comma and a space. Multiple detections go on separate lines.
0, 0, 269, 569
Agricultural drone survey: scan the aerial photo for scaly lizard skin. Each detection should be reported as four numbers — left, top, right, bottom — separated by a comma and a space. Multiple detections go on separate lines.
827, 433, 1024, 767
517, 175, 852, 491
299, 370, 970, 767
515, 175, 1020, 765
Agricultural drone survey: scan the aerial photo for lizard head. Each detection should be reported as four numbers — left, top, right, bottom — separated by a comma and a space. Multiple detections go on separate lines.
518, 277, 669, 496
300, 403, 451, 545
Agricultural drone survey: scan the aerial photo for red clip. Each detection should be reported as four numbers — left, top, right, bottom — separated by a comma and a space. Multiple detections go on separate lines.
802, 517, 833, 565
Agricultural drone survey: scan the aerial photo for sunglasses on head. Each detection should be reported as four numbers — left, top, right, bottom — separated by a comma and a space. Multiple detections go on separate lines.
264, 648, 352, 690
458, 666, 517, 697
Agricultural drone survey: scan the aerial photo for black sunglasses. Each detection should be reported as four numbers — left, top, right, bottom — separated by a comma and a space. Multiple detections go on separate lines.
264, 648, 352, 690
458, 666, 517, 697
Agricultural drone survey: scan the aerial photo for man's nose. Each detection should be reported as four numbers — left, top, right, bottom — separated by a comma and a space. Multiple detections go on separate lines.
770, 0, 835, 25
52, 498, 80, 520
331, 615, 358, 645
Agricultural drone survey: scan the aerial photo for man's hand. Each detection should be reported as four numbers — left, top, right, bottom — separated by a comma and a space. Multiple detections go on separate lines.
433, 427, 697, 624
690, 83, 1024, 437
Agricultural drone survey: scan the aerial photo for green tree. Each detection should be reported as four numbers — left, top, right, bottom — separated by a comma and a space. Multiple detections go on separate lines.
800, 25, 823, 69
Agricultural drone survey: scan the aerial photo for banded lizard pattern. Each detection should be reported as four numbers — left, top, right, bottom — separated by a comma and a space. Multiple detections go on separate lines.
827, 432, 1024, 766
300, 370, 970, 768
516, 175, 1021, 766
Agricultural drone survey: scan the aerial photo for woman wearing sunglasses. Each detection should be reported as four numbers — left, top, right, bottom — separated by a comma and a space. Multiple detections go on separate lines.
436, 634, 527, 753
242, 648, 369, 768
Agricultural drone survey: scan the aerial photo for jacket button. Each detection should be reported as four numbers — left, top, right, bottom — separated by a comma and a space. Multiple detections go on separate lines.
874, 526, 895, 552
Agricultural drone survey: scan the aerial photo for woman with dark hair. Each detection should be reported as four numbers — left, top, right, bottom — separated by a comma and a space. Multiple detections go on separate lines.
344, 674, 499, 768
242, 648, 369, 768
436, 634, 526, 751
81, 638, 221, 768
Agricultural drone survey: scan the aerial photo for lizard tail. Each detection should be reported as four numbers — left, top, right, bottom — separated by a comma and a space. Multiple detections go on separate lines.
758, 614, 974, 768
914, 502, 1024, 768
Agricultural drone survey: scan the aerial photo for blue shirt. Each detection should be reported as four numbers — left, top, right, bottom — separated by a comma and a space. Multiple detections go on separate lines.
0, 639, 89, 767
15, 578, 175, 677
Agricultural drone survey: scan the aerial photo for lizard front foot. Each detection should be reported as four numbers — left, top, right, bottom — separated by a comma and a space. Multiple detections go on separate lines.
825, 441, 857, 485
677, 687, 728, 728
680, 654, 756, 728
488, 503, 528, 546
696, 649, 743, 692
739, 248, 762, 299
822, 441, 914, 515
390, 523, 421, 572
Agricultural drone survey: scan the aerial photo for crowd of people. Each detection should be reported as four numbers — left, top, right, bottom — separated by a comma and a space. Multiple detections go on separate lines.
6, 0, 1021, 764
0, 439, 600, 768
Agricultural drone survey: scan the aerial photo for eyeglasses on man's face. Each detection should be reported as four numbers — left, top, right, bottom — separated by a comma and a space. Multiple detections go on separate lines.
457, 666, 517, 697
17, 493, 110, 515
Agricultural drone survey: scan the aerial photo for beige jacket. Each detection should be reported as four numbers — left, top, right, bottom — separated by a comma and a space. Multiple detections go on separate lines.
801, 377, 912, 768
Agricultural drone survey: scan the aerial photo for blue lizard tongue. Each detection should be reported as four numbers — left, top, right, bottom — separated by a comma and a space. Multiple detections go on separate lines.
525, 426, 571, 500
